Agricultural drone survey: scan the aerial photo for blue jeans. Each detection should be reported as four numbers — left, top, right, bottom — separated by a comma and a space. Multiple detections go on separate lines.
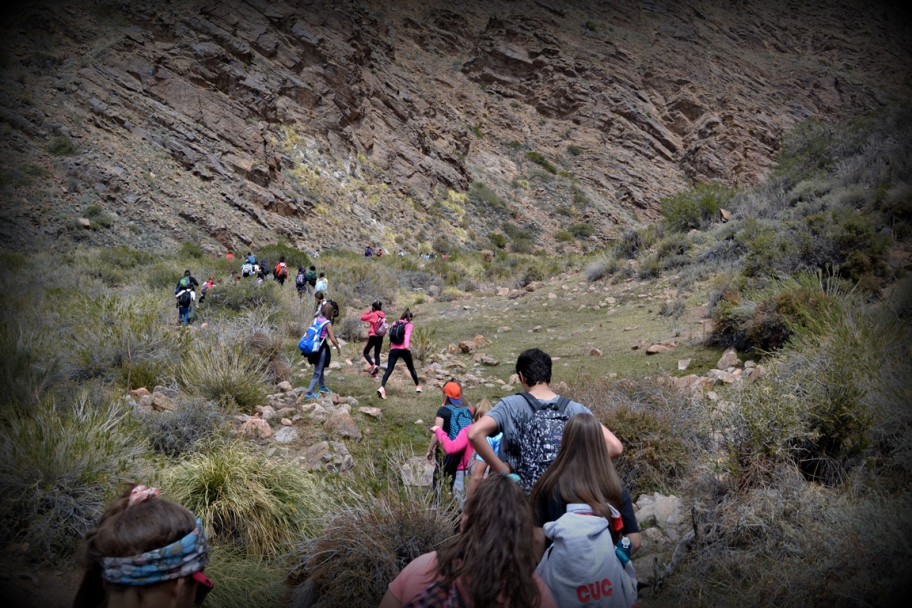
178, 305, 190, 325
306, 346, 330, 394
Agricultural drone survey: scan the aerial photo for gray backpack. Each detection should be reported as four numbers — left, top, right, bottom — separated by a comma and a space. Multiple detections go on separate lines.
514, 393, 571, 493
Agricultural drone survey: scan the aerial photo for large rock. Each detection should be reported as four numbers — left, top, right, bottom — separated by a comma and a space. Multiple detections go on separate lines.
240, 417, 272, 439
325, 410, 362, 440
400, 456, 435, 487
273, 426, 299, 443
151, 392, 176, 412
717, 347, 741, 370
302, 441, 353, 473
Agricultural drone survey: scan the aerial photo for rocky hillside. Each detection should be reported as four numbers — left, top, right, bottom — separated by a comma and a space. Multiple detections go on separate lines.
1, 0, 909, 254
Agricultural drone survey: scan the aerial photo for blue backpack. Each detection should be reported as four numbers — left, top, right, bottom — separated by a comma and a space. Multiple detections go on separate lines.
298, 319, 330, 355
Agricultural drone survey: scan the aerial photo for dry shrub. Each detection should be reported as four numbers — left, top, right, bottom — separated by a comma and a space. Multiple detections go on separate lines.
567, 376, 703, 494
288, 485, 459, 608
245, 330, 290, 384
165, 441, 332, 558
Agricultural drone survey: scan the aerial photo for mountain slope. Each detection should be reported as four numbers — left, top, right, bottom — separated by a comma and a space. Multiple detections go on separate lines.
0, 0, 909, 254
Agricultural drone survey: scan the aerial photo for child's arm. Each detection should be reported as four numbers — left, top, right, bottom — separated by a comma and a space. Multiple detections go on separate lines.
431, 425, 470, 454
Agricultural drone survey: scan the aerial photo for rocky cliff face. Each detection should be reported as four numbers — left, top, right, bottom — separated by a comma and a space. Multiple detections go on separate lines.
1, 0, 909, 254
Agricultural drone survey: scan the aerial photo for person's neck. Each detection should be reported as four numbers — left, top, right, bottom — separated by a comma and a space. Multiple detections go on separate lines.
525, 383, 556, 400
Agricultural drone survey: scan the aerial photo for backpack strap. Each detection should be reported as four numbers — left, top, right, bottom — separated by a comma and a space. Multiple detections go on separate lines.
518, 392, 570, 413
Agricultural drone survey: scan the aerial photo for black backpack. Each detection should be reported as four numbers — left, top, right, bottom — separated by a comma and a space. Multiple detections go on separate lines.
177, 290, 192, 307
513, 393, 571, 493
306, 271, 317, 286
388, 320, 406, 345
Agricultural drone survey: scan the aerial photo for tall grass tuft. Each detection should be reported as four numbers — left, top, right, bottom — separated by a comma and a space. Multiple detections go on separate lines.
164, 441, 332, 557
0, 396, 148, 560
178, 338, 268, 409
203, 546, 288, 608
288, 483, 459, 608
135, 397, 227, 458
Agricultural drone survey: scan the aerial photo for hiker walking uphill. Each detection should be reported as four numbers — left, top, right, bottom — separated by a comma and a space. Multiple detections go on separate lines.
300, 300, 342, 399
360, 301, 387, 377
314, 272, 328, 295
426, 380, 474, 497
468, 348, 623, 493
377, 309, 421, 399
174, 270, 199, 325
273, 257, 289, 286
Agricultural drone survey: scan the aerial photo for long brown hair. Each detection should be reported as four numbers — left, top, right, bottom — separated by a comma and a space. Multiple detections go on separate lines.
530, 413, 623, 538
73, 484, 198, 608
435, 474, 541, 607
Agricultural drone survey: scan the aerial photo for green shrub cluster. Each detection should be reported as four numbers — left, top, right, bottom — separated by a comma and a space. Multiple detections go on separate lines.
660, 183, 732, 232
525, 151, 558, 174
467, 181, 509, 214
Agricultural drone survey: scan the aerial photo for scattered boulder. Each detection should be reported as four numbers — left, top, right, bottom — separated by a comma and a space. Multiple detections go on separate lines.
273, 426, 299, 444
589, 348, 603, 357
458, 341, 476, 354
302, 441, 353, 473
130, 387, 151, 401
277, 380, 293, 392
646, 341, 677, 354
325, 409, 361, 440
678, 359, 691, 371
400, 456, 435, 487
716, 347, 740, 370
257, 405, 277, 421
473, 335, 492, 348
151, 392, 175, 412
358, 406, 382, 419
240, 417, 273, 439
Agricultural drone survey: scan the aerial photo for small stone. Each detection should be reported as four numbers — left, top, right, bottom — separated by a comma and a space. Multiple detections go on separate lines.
277, 381, 293, 393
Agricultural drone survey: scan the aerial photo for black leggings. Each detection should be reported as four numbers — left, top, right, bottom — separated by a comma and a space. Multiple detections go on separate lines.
380, 348, 419, 387
363, 335, 383, 366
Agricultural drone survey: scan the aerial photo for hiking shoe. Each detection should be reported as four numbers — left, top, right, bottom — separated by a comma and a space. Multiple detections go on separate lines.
370, 365, 379, 376
304, 393, 319, 400
415, 385, 423, 393
377, 386, 386, 400
319, 387, 332, 393
370, 370, 379, 378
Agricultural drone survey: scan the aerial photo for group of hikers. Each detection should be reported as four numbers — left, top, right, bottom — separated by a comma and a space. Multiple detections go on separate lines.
161, 258, 642, 606
76, 348, 639, 607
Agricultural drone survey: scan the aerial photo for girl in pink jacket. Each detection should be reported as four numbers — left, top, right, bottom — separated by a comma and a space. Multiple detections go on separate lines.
360, 301, 386, 377
377, 309, 421, 399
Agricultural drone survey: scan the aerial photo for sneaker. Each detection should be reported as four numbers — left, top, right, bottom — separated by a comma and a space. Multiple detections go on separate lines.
377, 386, 386, 400
415, 385, 423, 393
370, 370, 379, 378
319, 387, 332, 393
304, 393, 318, 400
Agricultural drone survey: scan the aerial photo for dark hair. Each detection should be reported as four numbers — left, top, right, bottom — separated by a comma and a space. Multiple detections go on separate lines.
515, 348, 551, 386
319, 272, 325, 278
309, 265, 316, 271
530, 413, 623, 541
435, 475, 541, 607
371, 301, 382, 311
325, 299, 339, 318
280, 256, 285, 262
73, 485, 198, 608
183, 270, 191, 276
400, 308, 413, 322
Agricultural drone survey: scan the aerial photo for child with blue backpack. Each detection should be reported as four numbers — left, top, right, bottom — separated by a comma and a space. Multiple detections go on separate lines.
302, 301, 341, 399
426, 381, 474, 501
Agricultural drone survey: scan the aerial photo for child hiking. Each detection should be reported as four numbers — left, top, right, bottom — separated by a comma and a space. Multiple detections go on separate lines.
303, 300, 342, 399
360, 301, 387, 377
376, 309, 421, 399
274, 257, 289, 286
428, 380, 476, 508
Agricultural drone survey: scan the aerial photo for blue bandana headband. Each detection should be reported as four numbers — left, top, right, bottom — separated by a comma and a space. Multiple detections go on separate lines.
101, 518, 210, 586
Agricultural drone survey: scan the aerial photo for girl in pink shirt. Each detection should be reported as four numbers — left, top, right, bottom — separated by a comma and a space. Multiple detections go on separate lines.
377, 309, 421, 399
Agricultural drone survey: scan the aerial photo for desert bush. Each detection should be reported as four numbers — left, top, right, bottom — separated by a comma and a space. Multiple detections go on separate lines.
0, 395, 148, 561
555, 229, 573, 242
487, 232, 507, 249
568, 222, 595, 239
570, 377, 703, 494
47, 135, 77, 156
200, 546, 287, 608
135, 397, 227, 458
68, 292, 177, 383
0, 321, 59, 410
659, 298, 686, 319
584, 254, 621, 282
467, 181, 509, 214
164, 441, 331, 557
707, 271, 846, 353
334, 314, 364, 342
288, 484, 459, 608
637, 253, 662, 279
661, 183, 732, 232
244, 329, 291, 384
409, 325, 439, 362
205, 278, 282, 312
177, 338, 268, 410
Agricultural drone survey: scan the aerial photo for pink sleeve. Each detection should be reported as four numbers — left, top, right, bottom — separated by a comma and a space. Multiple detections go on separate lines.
388, 552, 438, 604
434, 426, 470, 454
404, 322, 414, 348
360, 311, 374, 322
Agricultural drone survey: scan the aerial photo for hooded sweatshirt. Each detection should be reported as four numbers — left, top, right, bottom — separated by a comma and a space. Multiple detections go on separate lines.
535, 504, 637, 608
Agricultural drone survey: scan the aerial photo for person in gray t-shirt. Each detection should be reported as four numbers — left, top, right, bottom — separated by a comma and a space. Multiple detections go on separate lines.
468, 348, 623, 488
